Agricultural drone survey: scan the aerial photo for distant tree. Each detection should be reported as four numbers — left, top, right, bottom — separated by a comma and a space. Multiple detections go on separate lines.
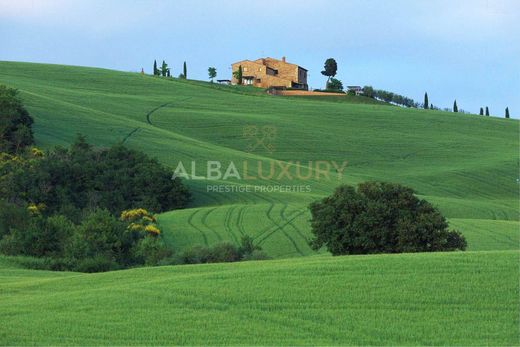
166, 68, 171, 77
424, 93, 429, 109
309, 182, 467, 255
183, 61, 187, 79
479, 107, 484, 115
485, 106, 490, 116
0, 85, 34, 154
362, 85, 374, 98
430, 103, 434, 110
505, 107, 510, 119
453, 100, 458, 113
321, 58, 338, 87
326, 78, 343, 91
161, 60, 168, 77
153, 60, 158, 76
233, 65, 243, 85
208, 67, 217, 82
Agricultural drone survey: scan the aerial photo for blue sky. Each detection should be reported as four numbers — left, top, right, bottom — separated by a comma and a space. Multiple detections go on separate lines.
1, 0, 519, 117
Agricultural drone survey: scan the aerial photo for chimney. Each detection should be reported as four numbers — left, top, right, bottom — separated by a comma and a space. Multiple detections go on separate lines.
282, 56, 286, 62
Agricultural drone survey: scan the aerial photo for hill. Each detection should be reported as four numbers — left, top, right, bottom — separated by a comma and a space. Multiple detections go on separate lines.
0, 250, 518, 345
0, 61, 518, 345
0, 61, 517, 258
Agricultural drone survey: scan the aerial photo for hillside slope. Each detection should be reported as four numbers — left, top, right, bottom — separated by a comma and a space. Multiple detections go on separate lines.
0, 251, 518, 345
0, 61, 518, 257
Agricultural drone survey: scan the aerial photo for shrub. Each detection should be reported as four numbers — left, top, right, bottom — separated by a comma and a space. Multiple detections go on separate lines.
0, 85, 34, 154
242, 249, 270, 261
177, 236, 268, 265
132, 236, 172, 266
207, 242, 241, 263
309, 182, 467, 255
1, 136, 191, 219
326, 78, 343, 91
180, 245, 212, 264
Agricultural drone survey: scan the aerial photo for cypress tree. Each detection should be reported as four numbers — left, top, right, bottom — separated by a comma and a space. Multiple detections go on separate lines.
183, 61, 187, 79
485, 107, 490, 116
430, 103, 434, 110
453, 100, 458, 112
424, 93, 429, 109
153, 60, 158, 76
505, 107, 510, 119
479, 107, 484, 115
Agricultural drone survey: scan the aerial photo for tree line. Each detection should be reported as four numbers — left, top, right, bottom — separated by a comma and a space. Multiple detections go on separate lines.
152, 59, 188, 79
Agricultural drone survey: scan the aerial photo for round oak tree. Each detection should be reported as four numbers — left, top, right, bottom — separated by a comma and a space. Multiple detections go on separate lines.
309, 182, 466, 255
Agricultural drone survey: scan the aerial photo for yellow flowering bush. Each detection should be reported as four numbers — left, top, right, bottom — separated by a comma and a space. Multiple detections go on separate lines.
31, 147, 44, 157
120, 208, 151, 222
27, 203, 46, 216
144, 225, 161, 235
120, 208, 161, 236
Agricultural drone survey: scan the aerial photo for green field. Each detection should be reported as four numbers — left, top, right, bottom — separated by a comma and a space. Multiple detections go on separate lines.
0, 61, 518, 345
1, 250, 518, 345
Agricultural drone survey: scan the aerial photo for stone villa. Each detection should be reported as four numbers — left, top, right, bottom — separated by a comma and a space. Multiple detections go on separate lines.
231, 57, 308, 90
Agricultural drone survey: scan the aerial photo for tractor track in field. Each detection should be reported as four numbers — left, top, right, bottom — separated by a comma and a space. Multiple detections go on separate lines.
281, 205, 309, 245
253, 203, 305, 255
223, 206, 239, 244
256, 209, 307, 246
187, 209, 209, 246
253, 203, 276, 239
146, 97, 192, 126
121, 127, 141, 144
235, 206, 247, 236
200, 207, 222, 241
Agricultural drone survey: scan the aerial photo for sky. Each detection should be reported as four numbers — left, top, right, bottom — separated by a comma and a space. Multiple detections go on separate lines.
1, 0, 519, 117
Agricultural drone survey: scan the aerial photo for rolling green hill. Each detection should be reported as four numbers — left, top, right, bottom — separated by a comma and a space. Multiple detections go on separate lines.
0, 61, 518, 345
0, 61, 517, 258
1, 250, 518, 345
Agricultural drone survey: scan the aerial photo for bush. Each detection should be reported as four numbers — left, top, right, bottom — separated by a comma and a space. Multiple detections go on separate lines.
0, 85, 34, 154
1, 136, 191, 219
177, 236, 268, 265
326, 78, 343, 91
207, 242, 241, 263
309, 182, 467, 255
242, 249, 270, 261
132, 236, 172, 266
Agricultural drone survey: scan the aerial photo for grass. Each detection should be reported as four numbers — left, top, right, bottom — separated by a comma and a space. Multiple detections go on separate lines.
0, 61, 517, 257
0, 61, 518, 345
0, 250, 518, 346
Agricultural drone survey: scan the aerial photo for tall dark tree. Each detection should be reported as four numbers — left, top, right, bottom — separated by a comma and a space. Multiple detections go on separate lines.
453, 100, 458, 112
183, 61, 187, 79
485, 106, 490, 116
505, 107, 510, 119
430, 103, 434, 110
479, 107, 484, 115
153, 60, 158, 76
424, 93, 429, 109
208, 67, 217, 82
321, 58, 338, 87
161, 60, 168, 77
233, 65, 243, 85
0, 85, 34, 154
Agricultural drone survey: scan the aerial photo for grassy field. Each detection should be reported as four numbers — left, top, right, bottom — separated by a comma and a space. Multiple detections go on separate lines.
1, 61, 517, 257
0, 61, 518, 345
0, 250, 518, 346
